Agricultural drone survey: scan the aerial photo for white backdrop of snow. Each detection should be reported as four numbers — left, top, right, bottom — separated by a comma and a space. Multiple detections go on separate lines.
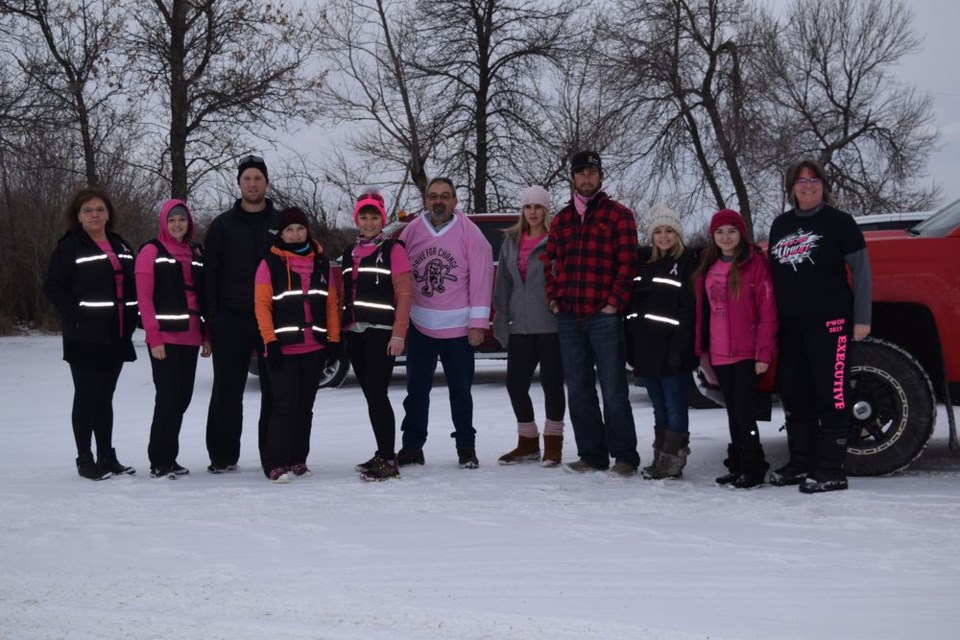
1, 333, 958, 639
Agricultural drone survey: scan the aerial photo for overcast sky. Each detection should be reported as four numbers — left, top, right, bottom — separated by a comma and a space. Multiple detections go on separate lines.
763, 0, 960, 207
284, 0, 960, 213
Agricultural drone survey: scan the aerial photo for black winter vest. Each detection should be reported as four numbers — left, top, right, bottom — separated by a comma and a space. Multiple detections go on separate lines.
144, 239, 205, 332
341, 240, 398, 327
264, 251, 331, 345
45, 230, 138, 346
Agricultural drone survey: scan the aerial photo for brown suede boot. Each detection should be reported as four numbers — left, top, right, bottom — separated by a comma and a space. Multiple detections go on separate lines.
541, 434, 563, 467
498, 435, 541, 465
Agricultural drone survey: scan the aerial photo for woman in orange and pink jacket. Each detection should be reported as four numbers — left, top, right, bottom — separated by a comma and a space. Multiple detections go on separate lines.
254, 207, 340, 483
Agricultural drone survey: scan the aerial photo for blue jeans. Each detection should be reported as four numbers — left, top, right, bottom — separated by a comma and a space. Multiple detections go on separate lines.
557, 311, 639, 469
400, 325, 476, 450
644, 374, 689, 434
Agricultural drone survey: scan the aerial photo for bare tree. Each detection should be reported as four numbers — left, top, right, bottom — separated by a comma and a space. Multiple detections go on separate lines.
314, 0, 457, 204
411, 0, 577, 212
0, 0, 134, 187
602, 0, 770, 236
124, 0, 323, 200
763, 0, 939, 214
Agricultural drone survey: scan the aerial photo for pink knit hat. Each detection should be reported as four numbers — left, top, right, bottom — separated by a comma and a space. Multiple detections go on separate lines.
353, 189, 387, 225
519, 185, 551, 212
709, 208, 747, 237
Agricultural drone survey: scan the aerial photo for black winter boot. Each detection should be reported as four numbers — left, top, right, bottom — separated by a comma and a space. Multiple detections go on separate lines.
98, 448, 136, 475
76, 452, 111, 481
770, 422, 816, 486
731, 447, 769, 489
800, 428, 849, 494
715, 443, 740, 485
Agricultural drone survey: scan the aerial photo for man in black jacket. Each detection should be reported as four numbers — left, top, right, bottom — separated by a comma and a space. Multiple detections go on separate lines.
203, 155, 281, 473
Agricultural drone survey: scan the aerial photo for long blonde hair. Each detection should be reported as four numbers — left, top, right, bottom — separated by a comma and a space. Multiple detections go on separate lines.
503, 204, 551, 238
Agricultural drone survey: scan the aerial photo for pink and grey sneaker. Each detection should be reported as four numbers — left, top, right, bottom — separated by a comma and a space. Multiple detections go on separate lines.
359, 456, 400, 482
268, 467, 291, 484
289, 463, 312, 477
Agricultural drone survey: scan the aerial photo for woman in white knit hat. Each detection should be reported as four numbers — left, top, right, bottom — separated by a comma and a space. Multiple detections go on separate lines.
626, 204, 698, 479
492, 185, 566, 466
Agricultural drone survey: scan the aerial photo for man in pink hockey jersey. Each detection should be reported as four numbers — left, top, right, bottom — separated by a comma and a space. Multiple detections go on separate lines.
396, 177, 494, 469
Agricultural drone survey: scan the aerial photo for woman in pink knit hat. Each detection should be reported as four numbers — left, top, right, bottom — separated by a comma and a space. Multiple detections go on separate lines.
344, 189, 414, 481
492, 185, 566, 467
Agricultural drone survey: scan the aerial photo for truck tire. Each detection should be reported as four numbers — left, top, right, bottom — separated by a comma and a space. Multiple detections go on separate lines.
845, 338, 936, 476
317, 354, 350, 389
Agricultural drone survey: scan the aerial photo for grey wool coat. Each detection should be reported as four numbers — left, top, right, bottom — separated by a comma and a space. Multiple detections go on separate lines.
492, 232, 558, 348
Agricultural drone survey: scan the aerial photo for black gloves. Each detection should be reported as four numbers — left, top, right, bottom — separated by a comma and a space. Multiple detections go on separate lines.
266, 341, 284, 370
324, 341, 343, 368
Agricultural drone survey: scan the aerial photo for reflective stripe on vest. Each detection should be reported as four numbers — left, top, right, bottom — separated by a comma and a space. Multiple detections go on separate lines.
79, 300, 115, 307
76, 254, 108, 264
651, 277, 682, 287
644, 313, 679, 326
272, 289, 329, 301
354, 300, 395, 311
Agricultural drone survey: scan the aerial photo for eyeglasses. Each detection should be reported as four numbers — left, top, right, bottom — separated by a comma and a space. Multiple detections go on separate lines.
426, 193, 454, 201
79, 206, 107, 215
795, 178, 822, 186
238, 155, 264, 166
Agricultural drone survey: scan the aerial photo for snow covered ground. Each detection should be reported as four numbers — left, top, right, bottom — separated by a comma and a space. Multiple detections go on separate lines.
2, 332, 958, 639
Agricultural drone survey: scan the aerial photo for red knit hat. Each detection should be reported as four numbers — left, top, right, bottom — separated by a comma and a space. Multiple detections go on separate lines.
709, 208, 747, 237
353, 189, 387, 225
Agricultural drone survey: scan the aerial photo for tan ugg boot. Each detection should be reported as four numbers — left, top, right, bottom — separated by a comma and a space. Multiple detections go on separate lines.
541, 435, 563, 467
498, 435, 541, 465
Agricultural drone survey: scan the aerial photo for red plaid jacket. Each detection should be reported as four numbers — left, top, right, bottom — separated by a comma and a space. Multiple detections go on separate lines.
545, 192, 638, 318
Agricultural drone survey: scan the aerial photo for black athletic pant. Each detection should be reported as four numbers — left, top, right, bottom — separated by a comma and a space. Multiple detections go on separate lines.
263, 349, 324, 474
347, 328, 398, 458
148, 344, 200, 468
505, 333, 566, 424
69, 356, 124, 457
778, 315, 852, 431
206, 308, 272, 467
713, 359, 764, 457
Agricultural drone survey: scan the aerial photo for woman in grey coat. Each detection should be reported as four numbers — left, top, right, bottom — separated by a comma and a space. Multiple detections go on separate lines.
493, 186, 566, 466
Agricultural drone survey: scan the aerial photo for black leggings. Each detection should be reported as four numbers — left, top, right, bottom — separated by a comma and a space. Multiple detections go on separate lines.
347, 329, 399, 458
505, 333, 566, 423
263, 349, 324, 474
69, 357, 124, 456
148, 344, 200, 467
713, 359, 763, 453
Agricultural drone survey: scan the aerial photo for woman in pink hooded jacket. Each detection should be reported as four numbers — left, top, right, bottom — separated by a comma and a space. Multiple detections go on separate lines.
135, 200, 210, 478
694, 209, 778, 489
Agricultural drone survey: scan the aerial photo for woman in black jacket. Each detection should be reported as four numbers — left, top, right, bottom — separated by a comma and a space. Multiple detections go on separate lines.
44, 187, 138, 480
627, 204, 698, 479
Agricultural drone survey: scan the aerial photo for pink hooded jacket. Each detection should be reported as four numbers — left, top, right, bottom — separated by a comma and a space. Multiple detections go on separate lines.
134, 199, 207, 348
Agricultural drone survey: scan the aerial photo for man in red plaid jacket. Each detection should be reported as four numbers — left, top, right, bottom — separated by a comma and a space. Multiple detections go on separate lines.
545, 150, 640, 476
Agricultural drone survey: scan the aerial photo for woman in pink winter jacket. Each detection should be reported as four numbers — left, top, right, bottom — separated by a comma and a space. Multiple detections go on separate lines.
694, 209, 778, 489
135, 200, 211, 478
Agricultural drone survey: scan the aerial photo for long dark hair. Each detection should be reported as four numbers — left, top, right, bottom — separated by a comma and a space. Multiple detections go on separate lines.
694, 232, 751, 299
63, 187, 116, 234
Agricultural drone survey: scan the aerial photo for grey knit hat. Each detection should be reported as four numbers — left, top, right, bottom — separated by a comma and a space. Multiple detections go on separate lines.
647, 203, 683, 239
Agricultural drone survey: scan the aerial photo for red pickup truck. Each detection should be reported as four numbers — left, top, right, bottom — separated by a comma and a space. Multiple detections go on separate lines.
702, 199, 960, 475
